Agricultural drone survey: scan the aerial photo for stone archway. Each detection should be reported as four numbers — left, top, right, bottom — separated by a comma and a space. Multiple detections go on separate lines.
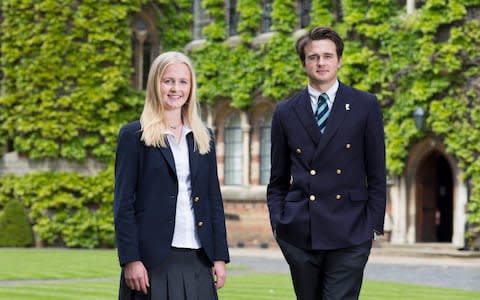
389, 137, 468, 247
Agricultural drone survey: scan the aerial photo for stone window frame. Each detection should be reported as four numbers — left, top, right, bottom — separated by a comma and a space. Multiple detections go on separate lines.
193, 0, 211, 40
261, 0, 273, 33
131, 7, 161, 90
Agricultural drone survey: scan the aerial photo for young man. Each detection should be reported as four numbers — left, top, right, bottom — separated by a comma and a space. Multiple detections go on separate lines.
267, 26, 386, 300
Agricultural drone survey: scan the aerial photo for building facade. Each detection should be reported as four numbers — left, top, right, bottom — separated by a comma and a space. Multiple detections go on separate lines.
1, 0, 478, 249
128, 0, 477, 249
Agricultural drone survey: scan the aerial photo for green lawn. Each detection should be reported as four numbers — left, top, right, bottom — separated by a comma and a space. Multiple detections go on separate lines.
1, 248, 479, 300
0, 248, 120, 280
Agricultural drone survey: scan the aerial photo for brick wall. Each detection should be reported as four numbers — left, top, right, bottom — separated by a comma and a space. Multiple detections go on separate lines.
224, 199, 276, 248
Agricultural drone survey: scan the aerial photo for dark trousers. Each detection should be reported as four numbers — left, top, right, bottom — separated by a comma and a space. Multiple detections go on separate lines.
277, 238, 372, 300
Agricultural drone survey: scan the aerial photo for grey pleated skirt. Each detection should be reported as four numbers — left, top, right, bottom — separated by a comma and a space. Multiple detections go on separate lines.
118, 247, 218, 300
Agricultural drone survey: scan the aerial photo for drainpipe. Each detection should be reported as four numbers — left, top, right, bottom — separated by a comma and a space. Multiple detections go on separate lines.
463, 176, 472, 250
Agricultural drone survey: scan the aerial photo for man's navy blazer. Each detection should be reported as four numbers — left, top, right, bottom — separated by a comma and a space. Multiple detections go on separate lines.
267, 82, 386, 250
114, 121, 229, 268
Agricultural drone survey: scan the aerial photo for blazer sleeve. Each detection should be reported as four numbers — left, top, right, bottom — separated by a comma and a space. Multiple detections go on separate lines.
266, 103, 292, 231
365, 97, 387, 234
208, 133, 230, 263
113, 125, 141, 266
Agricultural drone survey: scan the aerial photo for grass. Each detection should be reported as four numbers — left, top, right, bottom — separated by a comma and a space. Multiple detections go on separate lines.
0, 248, 119, 280
1, 248, 479, 300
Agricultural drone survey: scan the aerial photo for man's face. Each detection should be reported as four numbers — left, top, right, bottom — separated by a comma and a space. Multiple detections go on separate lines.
303, 39, 342, 91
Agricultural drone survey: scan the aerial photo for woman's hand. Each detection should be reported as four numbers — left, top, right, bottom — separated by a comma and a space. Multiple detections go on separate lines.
124, 261, 150, 294
212, 260, 227, 289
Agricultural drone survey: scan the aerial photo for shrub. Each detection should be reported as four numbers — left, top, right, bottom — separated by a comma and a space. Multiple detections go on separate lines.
0, 201, 34, 247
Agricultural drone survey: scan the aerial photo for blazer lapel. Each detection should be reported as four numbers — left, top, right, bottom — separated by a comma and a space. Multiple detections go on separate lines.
187, 133, 199, 184
158, 141, 176, 175
293, 89, 321, 145
313, 83, 349, 156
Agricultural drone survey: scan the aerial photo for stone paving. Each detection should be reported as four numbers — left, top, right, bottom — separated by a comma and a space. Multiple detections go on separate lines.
229, 246, 480, 292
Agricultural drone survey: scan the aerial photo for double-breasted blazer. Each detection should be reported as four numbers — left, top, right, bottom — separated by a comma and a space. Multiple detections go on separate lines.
267, 82, 386, 250
114, 121, 229, 268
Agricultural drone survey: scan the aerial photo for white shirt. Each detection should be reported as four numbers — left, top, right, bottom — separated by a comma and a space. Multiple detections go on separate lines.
166, 125, 201, 249
308, 79, 339, 114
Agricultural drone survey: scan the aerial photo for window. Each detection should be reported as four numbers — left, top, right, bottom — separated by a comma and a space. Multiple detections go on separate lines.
228, 0, 239, 36
333, 0, 343, 21
193, 0, 210, 39
299, 0, 311, 28
131, 10, 160, 90
224, 113, 243, 185
261, 0, 273, 33
259, 112, 273, 185
132, 17, 149, 89
401, 0, 426, 12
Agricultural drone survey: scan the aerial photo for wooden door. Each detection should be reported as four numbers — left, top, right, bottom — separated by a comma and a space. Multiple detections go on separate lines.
416, 155, 437, 242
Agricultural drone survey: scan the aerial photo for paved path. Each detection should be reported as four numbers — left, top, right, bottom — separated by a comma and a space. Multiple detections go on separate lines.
229, 247, 480, 292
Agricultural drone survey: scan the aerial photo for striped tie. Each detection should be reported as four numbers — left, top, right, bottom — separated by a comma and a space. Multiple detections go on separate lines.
315, 93, 329, 133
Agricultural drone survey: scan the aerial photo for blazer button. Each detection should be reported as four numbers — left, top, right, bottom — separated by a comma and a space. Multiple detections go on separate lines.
336, 169, 342, 175
296, 148, 302, 154
310, 170, 316, 176
336, 194, 342, 200
198, 221, 203, 227
193, 196, 200, 202
345, 143, 352, 149
309, 195, 316, 201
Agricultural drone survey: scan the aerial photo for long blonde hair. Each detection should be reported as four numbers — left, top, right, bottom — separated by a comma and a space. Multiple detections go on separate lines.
140, 51, 211, 154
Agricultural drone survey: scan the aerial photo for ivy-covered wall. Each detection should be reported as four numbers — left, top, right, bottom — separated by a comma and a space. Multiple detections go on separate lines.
0, 0, 479, 248
0, 0, 191, 247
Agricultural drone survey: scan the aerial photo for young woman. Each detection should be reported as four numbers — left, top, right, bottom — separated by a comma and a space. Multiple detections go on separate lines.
114, 51, 229, 300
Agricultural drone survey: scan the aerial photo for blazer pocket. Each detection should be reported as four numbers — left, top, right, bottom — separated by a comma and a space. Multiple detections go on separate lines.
349, 189, 368, 202
284, 190, 303, 202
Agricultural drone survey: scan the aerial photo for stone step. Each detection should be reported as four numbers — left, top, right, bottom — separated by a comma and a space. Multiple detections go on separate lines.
372, 242, 480, 258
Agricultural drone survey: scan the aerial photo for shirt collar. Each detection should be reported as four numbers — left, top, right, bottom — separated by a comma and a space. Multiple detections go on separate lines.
308, 79, 339, 103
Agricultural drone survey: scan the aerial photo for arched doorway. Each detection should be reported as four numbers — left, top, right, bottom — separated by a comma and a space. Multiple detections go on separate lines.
415, 151, 453, 242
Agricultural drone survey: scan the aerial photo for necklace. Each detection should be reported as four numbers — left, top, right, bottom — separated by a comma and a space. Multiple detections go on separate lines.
168, 124, 181, 130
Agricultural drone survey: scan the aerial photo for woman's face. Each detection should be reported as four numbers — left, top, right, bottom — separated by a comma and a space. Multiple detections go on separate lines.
159, 63, 191, 111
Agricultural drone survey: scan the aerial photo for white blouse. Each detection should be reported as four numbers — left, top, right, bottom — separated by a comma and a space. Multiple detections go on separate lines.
166, 126, 201, 249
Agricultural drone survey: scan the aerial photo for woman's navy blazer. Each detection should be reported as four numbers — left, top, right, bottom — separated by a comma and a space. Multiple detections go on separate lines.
114, 121, 230, 268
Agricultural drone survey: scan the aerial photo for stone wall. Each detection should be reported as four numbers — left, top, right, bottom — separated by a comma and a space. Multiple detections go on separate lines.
0, 152, 104, 176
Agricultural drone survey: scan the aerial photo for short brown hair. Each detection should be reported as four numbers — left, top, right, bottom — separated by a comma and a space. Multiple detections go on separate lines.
295, 26, 344, 65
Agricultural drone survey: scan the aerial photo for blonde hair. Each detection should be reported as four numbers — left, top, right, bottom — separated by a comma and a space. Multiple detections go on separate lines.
140, 51, 211, 154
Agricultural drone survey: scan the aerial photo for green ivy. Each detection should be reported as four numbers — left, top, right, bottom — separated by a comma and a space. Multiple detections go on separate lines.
0, 0, 191, 248
0, 0, 141, 161
0, 170, 114, 248
155, 0, 192, 50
